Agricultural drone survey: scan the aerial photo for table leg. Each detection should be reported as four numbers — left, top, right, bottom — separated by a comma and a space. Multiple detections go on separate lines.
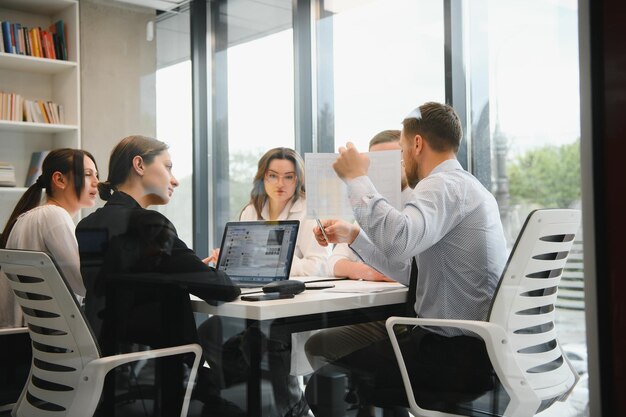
247, 319, 262, 417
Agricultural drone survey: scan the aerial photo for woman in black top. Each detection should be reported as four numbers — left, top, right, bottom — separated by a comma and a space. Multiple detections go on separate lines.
76, 135, 240, 415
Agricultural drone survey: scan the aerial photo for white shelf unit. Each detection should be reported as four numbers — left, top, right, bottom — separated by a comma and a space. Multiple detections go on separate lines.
0, 0, 80, 228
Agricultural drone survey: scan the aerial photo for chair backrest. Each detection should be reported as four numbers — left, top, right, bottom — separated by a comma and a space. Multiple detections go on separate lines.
488, 209, 581, 407
557, 228, 584, 310
0, 249, 101, 416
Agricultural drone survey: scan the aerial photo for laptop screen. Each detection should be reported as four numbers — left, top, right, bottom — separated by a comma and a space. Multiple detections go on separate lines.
216, 220, 300, 285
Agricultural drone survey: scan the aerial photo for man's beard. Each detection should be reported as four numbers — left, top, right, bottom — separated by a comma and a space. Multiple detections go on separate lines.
405, 163, 420, 188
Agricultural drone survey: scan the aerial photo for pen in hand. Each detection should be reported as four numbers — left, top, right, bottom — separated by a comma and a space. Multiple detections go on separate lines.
316, 218, 330, 244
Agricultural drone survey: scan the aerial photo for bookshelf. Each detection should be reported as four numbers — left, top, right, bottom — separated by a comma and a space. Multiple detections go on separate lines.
0, 0, 80, 228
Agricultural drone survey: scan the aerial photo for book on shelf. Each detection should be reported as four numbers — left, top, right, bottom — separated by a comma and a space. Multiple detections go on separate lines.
0, 162, 16, 187
14, 22, 23, 55
32, 26, 42, 58
0, 92, 24, 122
28, 27, 38, 57
38, 100, 50, 123
0, 19, 67, 61
0, 23, 4, 53
24, 151, 50, 187
52, 20, 68, 61
22, 27, 30, 56
58, 104, 65, 124
2, 21, 12, 54
31, 100, 45, 123
0, 92, 65, 125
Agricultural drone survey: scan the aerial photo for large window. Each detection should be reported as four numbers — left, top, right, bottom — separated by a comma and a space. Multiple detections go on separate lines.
194, 1, 586, 413
227, 29, 295, 220
206, 0, 295, 243
465, 2, 585, 415
155, 8, 194, 247
210, 0, 445, 237
317, 0, 445, 150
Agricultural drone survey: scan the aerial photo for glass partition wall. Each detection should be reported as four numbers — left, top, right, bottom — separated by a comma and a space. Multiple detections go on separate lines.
173, 0, 585, 414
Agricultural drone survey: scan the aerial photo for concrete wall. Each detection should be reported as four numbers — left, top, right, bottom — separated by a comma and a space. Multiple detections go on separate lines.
80, 0, 157, 189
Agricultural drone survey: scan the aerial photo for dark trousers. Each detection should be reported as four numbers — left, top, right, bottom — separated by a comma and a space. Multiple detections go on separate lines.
305, 326, 495, 415
198, 316, 307, 417
96, 283, 196, 416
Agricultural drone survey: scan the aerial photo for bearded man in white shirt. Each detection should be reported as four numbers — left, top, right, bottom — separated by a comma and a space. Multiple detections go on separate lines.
305, 102, 508, 416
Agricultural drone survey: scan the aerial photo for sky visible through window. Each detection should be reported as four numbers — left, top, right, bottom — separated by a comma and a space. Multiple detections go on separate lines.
157, 0, 579, 164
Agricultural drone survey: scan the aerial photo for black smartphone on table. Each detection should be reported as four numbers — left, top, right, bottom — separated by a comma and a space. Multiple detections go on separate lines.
240, 293, 295, 302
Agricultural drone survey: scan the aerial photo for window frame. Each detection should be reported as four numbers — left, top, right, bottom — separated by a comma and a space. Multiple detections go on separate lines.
191, 0, 458, 250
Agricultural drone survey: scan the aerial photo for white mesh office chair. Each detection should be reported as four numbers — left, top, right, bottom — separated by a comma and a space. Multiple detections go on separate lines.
386, 209, 581, 417
0, 249, 203, 417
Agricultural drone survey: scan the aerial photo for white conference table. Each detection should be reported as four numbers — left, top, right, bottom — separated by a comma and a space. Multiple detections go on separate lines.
191, 277, 408, 417
191, 277, 408, 320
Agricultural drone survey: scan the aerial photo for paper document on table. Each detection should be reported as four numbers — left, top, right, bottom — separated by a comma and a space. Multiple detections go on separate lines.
326, 281, 405, 294
304, 150, 402, 219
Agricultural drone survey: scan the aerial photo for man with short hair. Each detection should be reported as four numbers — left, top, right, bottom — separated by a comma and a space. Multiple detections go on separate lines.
305, 102, 507, 414
303, 129, 410, 373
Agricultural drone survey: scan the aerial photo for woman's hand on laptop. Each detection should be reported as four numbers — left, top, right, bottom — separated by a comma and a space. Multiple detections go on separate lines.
203, 248, 220, 266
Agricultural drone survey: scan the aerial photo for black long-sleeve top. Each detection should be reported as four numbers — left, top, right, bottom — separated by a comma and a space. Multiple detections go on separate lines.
76, 191, 240, 351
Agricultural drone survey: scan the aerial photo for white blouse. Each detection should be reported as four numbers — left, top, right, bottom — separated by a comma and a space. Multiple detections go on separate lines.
240, 198, 330, 277
6, 205, 85, 296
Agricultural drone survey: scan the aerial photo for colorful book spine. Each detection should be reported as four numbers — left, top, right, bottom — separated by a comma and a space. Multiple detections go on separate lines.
2, 21, 12, 53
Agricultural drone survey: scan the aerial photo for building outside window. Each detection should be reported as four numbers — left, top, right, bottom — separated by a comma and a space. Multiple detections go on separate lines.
465, 2, 585, 415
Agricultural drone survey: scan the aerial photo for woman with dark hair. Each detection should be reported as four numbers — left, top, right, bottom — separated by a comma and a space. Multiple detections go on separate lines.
0, 148, 98, 326
76, 135, 240, 341
240, 147, 329, 276
75, 135, 240, 415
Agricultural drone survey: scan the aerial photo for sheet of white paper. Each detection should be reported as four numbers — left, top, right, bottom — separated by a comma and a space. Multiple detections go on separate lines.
325, 281, 405, 294
304, 150, 402, 219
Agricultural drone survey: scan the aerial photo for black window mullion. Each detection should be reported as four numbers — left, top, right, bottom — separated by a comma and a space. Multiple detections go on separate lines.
444, 0, 468, 170
190, 0, 209, 255
210, 0, 231, 246
314, 0, 335, 153
293, 0, 314, 154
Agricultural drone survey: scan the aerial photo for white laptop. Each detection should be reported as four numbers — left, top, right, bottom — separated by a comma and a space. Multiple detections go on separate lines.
216, 220, 300, 288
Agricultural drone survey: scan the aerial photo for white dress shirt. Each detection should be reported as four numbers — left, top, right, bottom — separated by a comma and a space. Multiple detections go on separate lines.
348, 159, 507, 335
5, 205, 85, 297
240, 198, 330, 277
328, 186, 414, 277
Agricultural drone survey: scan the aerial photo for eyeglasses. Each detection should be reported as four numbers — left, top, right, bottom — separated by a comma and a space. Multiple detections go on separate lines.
402, 107, 422, 122
265, 171, 297, 185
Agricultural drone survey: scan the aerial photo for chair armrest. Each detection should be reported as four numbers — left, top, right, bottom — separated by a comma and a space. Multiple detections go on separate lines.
0, 327, 28, 336
85, 343, 202, 376
385, 317, 540, 417
69, 343, 203, 417
557, 340, 581, 402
